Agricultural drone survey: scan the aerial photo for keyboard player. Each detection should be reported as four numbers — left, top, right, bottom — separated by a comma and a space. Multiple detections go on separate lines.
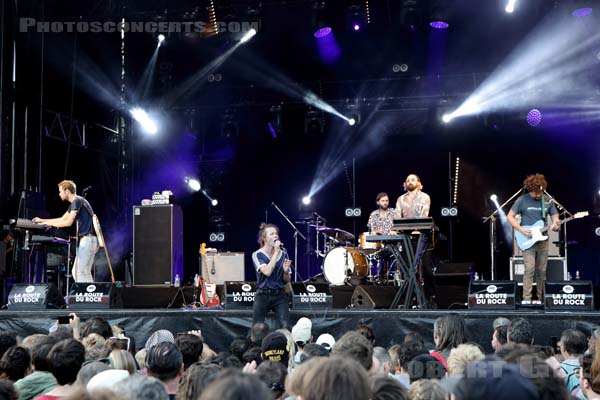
395, 174, 436, 305
32, 180, 98, 283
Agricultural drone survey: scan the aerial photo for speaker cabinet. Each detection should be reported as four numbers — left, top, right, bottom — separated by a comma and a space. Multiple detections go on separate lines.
435, 263, 472, 309
133, 205, 183, 286
7, 284, 65, 310
351, 285, 398, 309
205, 252, 245, 284
509, 257, 566, 285
67, 283, 124, 309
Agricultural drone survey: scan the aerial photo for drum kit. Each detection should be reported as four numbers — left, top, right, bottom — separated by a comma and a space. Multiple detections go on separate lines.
314, 224, 398, 286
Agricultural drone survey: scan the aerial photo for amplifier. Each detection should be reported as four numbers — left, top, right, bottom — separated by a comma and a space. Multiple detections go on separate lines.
291, 283, 332, 309
544, 280, 594, 311
205, 252, 245, 284
509, 257, 566, 285
224, 281, 256, 309
468, 280, 516, 310
67, 283, 123, 309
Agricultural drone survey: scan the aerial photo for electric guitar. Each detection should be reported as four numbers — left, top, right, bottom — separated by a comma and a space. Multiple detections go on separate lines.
199, 243, 220, 307
515, 211, 588, 251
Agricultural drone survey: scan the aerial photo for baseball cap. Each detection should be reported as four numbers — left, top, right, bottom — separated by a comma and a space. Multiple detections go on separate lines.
261, 332, 290, 366
493, 317, 511, 330
315, 333, 336, 351
291, 317, 312, 345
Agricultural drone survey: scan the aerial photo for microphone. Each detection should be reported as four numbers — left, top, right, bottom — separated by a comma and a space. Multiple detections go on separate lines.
82, 186, 92, 194
275, 239, 285, 252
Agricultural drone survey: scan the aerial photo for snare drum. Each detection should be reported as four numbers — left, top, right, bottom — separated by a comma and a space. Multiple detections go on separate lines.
323, 247, 368, 286
359, 232, 382, 253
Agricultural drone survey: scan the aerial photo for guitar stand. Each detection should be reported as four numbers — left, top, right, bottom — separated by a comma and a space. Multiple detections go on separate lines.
167, 286, 188, 309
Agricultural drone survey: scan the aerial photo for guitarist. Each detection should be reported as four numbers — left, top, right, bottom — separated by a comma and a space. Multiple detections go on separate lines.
507, 174, 560, 305
33, 180, 99, 282
251, 223, 291, 329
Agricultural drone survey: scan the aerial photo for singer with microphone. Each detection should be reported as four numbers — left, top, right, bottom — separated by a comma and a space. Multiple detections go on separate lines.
251, 223, 291, 329
507, 173, 560, 305
32, 180, 99, 282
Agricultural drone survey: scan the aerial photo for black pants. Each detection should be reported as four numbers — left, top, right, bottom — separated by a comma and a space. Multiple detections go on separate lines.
411, 235, 435, 299
252, 288, 290, 330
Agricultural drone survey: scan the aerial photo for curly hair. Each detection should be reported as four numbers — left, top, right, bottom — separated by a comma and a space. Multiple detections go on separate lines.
523, 173, 547, 193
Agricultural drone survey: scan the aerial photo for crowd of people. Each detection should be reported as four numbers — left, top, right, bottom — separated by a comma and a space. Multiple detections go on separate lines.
0, 312, 596, 400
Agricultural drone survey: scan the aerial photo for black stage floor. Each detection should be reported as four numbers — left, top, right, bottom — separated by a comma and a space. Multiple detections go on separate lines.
0, 308, 598, 354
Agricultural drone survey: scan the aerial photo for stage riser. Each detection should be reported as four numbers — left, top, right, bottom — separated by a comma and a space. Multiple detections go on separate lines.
0, 309, 598, 356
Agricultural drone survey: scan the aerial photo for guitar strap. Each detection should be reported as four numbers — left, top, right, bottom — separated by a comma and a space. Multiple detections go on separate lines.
541, 196, 546, 220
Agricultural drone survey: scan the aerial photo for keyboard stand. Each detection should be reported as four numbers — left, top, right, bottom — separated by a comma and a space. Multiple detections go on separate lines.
388, 233, 427, 309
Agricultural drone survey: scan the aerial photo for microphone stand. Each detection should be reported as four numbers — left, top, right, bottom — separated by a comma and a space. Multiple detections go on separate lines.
482, 187, 524, 280
544, 190, 571, 266
271, 202, 307, 282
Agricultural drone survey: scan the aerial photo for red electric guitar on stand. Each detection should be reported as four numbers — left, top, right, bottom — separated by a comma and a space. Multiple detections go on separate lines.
199, 243, 220, 307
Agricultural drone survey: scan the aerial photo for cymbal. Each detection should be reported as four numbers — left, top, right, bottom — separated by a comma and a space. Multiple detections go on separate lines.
317, 227, 355, 242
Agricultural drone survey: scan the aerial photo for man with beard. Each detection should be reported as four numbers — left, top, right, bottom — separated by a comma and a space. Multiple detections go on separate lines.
367, 192, 396, 235
395, 174, 435, 306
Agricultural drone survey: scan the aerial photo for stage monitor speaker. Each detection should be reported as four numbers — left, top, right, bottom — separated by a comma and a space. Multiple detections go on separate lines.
205, 252, 245, 284
7, 284, 65, 310
468, 280, 516, 310
133, 205, 183, 286
66, 283, 124, 309
435, 263, 472, 309
291, 283, 332, 309
351, 285, 398, 309
544, 280, 594, 311
330, 285, 355, 309
224, 281, 257, 309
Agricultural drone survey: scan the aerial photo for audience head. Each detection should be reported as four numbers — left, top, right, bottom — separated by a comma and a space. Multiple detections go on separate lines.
398, 341, 428, 372
356, 324, 376, 345
493, 317, 511, 330
407, 354, 446, 383
81, 333, 107, 360
175, 334, 204, 369
80, 317, 112, 339
332, 331, 373, 370
300, 356, 372, 400
250, 322, 270, 346
75, 361, 111, 388
453, 357, 538, 400
109, 349, 136, 375
145, 342, 183, 383
372, 346, 392, 377
31, 338, 58, 372
87, 369, 129, 392
113, 374, 169, 400
0, 346, 31, 381
20, 334, 48, 351
403, 331, 425, 347
409, 379, 447, 400
492, 324, 508, 351
145, 330, 175, 351
0, 333, 17, 359
210, 352, 243, 369
229, 336, 251, 362
47, 338, 86, 385
176, 362, 222, 400
371, 376, 408, 400
199, 369, 272, 400
507, 318, 533, 345
300, 343, 329, 363
447, 344, 485, 376
261, 332, 290, 367
0, 380, 18, 400
581, 353, 600, 398
242, 346, 263, 365
291, 317, 312, 347
559, 328, 587, 358
434, 313, 467, 352
315, 334, 336, 352
256, 360, 287, 399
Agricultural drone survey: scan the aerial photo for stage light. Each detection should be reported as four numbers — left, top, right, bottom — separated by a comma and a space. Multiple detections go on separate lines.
211, 199, 219, 206
441, 207, 458, 217
430, 21, 449, 29
595, 227, 600, 236
353, 24, 360, 31
527, 109, 542, 127
209, 232, 226, 242
348, 118, 356, 126
185, 177, 201, 192
490, 194, 498, 202
314, 27, 332, 38
505, 0, 517, 13
240, 28, 257, 43
442, 113, 453, 123
157, 34, 166, 45
130, 107, 158, 134
302, 196, 311, 205
572, 7, 592, 17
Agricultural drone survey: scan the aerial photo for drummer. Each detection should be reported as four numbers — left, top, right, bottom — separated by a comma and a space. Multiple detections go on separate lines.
367, 192, 396, 235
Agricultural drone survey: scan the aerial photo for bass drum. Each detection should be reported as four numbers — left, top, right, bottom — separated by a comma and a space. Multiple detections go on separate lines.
323, 247, 367, 286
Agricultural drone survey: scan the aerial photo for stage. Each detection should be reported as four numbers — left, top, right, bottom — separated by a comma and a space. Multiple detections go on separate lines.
0, 307, 597, 354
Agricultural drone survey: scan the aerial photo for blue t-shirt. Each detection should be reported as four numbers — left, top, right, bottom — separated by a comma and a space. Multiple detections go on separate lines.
68, 196, 94, 236
252, 250, 286, 290
510, 193, 558, 227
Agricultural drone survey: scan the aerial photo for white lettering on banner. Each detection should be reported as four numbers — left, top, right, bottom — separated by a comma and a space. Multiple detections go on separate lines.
300, 293, 327, 298
476, 298, 507, 305
551, 294, 586, 300
13, 293, 42, 303
552, 299, 585, 306
475, 293, 508, 299
300, 297, 327, 303
233, 295, 255, 302
75, 292, 104, 303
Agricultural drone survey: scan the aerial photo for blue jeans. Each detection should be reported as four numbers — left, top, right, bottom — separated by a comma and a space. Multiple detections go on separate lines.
73, 236, 99, 282
252, 288, 290, 330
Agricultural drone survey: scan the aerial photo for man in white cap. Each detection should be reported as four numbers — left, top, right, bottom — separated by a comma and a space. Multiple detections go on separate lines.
291, 317, 312, 368
316, 333, 336, 352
